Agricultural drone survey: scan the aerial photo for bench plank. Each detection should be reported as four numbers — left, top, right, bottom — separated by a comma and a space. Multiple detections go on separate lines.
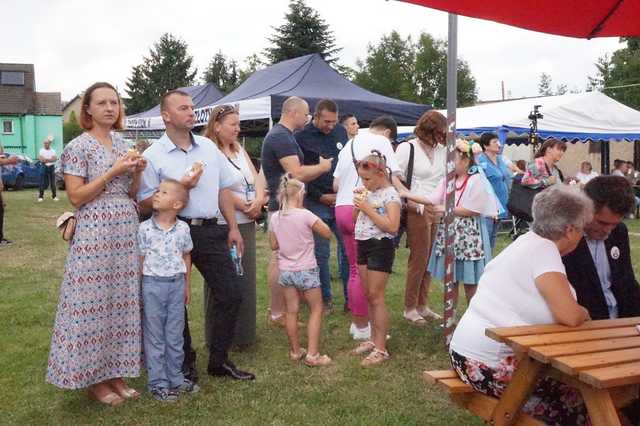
579, 361, 640, 389
486, 317, 640, 342
552, 347, 640, 376
423, 370, 459, 384
529, 336, 640, 363
505, 327, 638, 352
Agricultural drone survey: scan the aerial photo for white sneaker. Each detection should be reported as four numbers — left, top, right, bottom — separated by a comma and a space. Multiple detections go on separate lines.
349, 323, 356, 336
352, 323, 371, 340
53, 197, 59, 202
37, 198, 43, 202
417, 306, 443, 321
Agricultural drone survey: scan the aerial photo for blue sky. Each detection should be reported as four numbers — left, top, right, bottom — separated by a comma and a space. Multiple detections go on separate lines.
3, 0, 623, 102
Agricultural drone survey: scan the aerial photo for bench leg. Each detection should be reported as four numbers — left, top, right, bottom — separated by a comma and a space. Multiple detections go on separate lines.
579, 385, 621, 426
491, 355, 546, 426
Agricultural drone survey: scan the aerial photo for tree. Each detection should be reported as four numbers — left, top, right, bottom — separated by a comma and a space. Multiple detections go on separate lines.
125, 33, 197, 115
237, 53, 264, 84
63, 111, 83, 145
589, 37, 640, 109
556, 84, 568, 95
354, 31, 477, 108
202, 51, 239, 93
265, 0, 341, 65
538, 73, 553, 96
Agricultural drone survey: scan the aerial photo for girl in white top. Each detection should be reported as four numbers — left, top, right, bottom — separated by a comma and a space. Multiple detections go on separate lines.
401, 139, 501, 304
333, 130, 402, 340
352, 152, 401, 367
268, 175, 333, 367
204, 105, 267, 347
449, 184, 593, 425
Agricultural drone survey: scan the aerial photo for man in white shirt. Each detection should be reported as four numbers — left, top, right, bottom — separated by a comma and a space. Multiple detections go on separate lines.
37, 136, 58, 202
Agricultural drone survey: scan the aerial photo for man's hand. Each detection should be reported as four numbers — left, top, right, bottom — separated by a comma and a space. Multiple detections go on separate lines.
228, 226, 244, 256
184, 281, 191, 305
319, 193, 336, 207
180, 166, 203, 189
319, 156, 333, 173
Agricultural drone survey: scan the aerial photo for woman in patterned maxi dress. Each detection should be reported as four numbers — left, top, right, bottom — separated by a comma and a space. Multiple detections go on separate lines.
47, 82, 146, 405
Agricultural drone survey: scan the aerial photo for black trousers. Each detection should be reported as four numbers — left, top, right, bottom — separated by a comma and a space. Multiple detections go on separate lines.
38, 165, 56, 198
186, 223, 242, 368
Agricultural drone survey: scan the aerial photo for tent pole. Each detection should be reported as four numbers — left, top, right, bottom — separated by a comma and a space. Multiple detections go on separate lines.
601, 140, 610, 174
443, 13, 458, 347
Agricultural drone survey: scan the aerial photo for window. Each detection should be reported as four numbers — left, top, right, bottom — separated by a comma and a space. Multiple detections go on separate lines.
1, 71, 25, 86
2, 120, 13, 134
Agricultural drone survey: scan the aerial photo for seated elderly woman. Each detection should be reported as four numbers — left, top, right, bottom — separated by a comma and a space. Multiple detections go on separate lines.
449, 184, 593, 425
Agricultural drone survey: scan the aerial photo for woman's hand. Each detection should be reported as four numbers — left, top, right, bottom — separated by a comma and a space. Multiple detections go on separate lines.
244, 198, 265, 220
110, 155, 138, 177
133, 157, 147, 174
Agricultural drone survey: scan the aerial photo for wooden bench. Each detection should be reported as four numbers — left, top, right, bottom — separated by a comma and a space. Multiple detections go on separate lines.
423, 370, 545, 425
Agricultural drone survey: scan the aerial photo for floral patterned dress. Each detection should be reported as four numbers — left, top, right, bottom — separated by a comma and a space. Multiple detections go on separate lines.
46, 132, 142, 389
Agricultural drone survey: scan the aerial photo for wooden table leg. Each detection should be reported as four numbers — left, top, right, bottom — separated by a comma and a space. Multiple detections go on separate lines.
579, 384, 621, 426
491, 355, 546, 426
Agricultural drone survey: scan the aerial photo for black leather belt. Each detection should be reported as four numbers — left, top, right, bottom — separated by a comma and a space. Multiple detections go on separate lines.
178, 216, 218, 226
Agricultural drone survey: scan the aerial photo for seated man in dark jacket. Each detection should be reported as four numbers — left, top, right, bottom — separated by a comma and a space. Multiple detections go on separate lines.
563, 175, 640, 320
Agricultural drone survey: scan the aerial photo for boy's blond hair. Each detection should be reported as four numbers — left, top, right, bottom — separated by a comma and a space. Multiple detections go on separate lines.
161, 178, 189, 208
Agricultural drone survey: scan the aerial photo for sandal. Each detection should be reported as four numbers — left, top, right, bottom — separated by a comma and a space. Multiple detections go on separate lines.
361, 348, 390, 367
289, 348, 307, 361
351, 340, 375, 355
304, 353, 332, 367
88, 388, 125, 406
404, 310, 427, 326
417, 306, 443, 321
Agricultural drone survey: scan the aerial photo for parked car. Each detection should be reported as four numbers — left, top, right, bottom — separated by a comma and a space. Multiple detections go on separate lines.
1, 154, 42, 190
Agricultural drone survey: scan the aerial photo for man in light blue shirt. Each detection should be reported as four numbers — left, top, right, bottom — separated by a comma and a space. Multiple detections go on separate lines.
138, 90, 254, 382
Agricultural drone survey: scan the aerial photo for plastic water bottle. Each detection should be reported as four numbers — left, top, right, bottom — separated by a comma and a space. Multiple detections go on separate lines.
230, 244, 244, 277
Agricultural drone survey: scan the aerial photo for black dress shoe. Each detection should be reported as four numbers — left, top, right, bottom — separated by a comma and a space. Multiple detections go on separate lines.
208, 361, 255, 381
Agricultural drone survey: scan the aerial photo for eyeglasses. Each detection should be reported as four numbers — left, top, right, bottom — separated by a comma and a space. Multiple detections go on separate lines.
214, 104, 237, 121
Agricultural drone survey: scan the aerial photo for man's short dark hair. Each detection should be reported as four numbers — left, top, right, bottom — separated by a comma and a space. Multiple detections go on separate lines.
314, 99, 338, 116
479, 132, 498, 151
613, 159, 623, 169
340, 113, 355, 124
370, 115, 398, 142
160, 89, 190, 112
584, 175, 635, 216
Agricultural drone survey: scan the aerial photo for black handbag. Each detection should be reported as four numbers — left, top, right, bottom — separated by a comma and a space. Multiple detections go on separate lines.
507, 176, 542, 222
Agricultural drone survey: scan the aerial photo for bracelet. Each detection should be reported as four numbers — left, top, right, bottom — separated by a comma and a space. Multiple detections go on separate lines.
101, 176, 109, 187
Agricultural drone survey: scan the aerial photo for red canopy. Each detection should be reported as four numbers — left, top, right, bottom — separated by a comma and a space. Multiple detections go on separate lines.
401, 0, 640, 38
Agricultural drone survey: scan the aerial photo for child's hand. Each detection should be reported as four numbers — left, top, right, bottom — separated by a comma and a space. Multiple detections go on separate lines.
353, 196, 371, 213
184, 282, 191, 305
353, 186, 366, 195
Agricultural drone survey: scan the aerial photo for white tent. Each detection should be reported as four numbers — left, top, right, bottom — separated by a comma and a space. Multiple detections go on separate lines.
398, 91, 640, 141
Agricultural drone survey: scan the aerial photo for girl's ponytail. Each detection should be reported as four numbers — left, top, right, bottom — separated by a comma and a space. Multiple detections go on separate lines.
277, 173, 305, 213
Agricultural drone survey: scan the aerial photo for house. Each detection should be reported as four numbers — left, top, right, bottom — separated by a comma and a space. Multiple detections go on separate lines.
63, 94, 82, 124
0, 63, 63, 159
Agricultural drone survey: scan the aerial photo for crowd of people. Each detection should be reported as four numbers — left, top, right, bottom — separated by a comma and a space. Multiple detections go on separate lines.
7, 80, 635, 422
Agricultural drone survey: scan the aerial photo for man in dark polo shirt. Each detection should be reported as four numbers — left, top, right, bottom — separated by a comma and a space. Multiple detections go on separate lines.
294, 99, 349, 313
261, 96, 332, 326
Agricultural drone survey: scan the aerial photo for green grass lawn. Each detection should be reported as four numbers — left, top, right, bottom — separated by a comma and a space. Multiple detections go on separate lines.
1, 189, 638, 425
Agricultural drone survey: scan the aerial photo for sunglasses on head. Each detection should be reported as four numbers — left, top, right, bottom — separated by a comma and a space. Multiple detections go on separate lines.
214, 104, 237, 121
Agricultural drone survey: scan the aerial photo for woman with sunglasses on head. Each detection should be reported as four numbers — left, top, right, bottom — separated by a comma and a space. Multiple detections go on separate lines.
352, 152, 402, 367
203, 105, 267, 348
401, 139, 501, 307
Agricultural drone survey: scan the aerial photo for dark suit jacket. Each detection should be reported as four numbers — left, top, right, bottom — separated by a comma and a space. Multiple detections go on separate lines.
562, 223, 640, 320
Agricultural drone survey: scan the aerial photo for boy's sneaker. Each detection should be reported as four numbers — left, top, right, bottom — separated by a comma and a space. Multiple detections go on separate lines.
37, 198, 44, 202
171, 379, 200, 395
53, 197, 59, 202
150, 387, 178, 403
0, 239, 13, 246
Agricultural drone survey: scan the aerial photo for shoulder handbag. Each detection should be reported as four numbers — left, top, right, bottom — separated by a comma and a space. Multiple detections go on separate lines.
56, 211, 76, 242
396, 142, 415, 247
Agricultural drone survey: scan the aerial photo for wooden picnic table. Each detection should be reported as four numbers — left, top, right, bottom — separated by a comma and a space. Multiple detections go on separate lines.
486, 316, 640, 426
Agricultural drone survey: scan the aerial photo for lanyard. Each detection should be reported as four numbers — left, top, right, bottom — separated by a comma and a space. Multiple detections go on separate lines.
455, 174, 471, 207
226, 156, 251, 188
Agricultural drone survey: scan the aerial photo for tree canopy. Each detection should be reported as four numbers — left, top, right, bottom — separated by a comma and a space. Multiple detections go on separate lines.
354, 31, 477, 108
125, 33, 197, 115
265, 0, 341, 65
589, 37, 640, 109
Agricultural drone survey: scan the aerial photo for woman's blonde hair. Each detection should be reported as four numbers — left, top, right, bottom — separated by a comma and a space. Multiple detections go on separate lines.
203, 104, 240, 153
277, 173, 305, 212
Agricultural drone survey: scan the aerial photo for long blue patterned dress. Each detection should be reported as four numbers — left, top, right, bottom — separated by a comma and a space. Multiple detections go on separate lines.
46, 132, 142, 389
